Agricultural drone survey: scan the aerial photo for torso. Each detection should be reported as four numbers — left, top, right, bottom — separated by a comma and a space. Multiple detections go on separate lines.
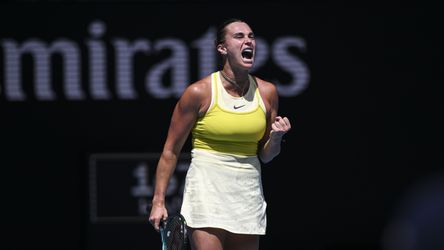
196, 73, 272, 118
191, 72, 267, 156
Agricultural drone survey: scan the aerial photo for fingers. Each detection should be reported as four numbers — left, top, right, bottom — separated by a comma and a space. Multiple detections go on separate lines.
272, 116, 291, 133
149, 217, 167, 232
148, 209, 168, 232
148, 217, 160, 231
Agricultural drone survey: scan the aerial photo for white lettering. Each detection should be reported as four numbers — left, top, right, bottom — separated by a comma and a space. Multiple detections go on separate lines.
251, 38, 269, 73
87, 20, 111, 100
3, 39, 83, 100
192, 27, 216, 79
146, 39, 189, 98
0, 20, 310, 101
273, 37, 310, 96
113, 39, 150, 99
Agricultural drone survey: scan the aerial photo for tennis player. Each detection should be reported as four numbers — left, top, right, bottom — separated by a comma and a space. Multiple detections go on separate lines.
149, 18, 291, 250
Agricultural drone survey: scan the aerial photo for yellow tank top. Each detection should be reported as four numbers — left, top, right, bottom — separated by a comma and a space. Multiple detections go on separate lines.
192, 72, 266, 156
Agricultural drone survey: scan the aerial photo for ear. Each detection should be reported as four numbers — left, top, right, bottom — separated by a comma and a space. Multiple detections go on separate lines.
217, 44, 227, 55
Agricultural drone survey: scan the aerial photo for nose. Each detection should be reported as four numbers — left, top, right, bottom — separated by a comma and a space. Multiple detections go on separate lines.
244, 37, 253, 45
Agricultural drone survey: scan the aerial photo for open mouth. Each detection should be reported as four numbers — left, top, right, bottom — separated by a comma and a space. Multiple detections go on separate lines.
241, 48, 254, 59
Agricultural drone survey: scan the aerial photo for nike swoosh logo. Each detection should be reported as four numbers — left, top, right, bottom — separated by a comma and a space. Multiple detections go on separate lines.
233, 104, 245, 109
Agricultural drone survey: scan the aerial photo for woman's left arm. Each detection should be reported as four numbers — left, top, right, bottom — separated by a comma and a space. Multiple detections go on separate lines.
258, 81, 291, 163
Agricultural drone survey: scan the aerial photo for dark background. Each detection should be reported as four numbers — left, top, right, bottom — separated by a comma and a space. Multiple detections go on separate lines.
1, 2, 442, 250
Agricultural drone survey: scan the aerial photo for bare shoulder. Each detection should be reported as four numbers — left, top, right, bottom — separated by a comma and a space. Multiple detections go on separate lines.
253, 76, 278, 98
180, 74, 212, 114
182, 75, 212, 99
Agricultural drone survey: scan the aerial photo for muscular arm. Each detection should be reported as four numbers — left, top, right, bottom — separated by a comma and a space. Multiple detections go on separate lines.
257, 80, 291, 163
149, 81, 208, 230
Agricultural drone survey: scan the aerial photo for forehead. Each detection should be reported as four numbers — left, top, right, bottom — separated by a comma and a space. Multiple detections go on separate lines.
225, 22, 253, 35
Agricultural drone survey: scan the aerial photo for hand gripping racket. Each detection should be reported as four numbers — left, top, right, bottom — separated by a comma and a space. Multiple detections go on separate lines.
159, 214, 188, 250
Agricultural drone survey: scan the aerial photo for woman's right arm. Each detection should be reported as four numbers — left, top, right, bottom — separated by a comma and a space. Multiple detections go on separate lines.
148, 80, 208, 231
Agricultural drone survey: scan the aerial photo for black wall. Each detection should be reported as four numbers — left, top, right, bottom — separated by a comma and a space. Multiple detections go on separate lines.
1, 3, 442, 250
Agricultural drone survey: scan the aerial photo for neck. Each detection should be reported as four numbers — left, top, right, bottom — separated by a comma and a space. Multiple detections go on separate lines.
220, 70, 249, 93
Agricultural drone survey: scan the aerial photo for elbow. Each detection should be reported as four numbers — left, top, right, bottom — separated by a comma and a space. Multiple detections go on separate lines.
259, 153, 274, 164
259, 148, 282, 164
261, 158, 272, 164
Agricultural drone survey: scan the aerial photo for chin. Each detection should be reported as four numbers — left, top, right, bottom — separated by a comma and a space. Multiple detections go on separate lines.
240, 60, 255, 70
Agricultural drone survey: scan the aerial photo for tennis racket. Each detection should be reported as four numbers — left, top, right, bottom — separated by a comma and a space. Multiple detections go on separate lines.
159, 213, 188, 250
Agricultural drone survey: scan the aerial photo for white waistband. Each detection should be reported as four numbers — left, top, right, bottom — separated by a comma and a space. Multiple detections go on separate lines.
191, 148, 259, 165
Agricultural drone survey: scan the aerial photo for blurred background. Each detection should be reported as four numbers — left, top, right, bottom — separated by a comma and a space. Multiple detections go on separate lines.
1, 1, 442, 250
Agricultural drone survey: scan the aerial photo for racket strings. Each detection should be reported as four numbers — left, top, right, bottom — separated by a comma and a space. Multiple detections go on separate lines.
163, 215, 187, 250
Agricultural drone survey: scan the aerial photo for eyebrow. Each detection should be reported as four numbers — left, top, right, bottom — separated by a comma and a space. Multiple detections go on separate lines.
232, 32, 254, 36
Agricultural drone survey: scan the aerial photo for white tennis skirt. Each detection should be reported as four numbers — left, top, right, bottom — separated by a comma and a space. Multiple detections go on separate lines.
180, 149, 267, 235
